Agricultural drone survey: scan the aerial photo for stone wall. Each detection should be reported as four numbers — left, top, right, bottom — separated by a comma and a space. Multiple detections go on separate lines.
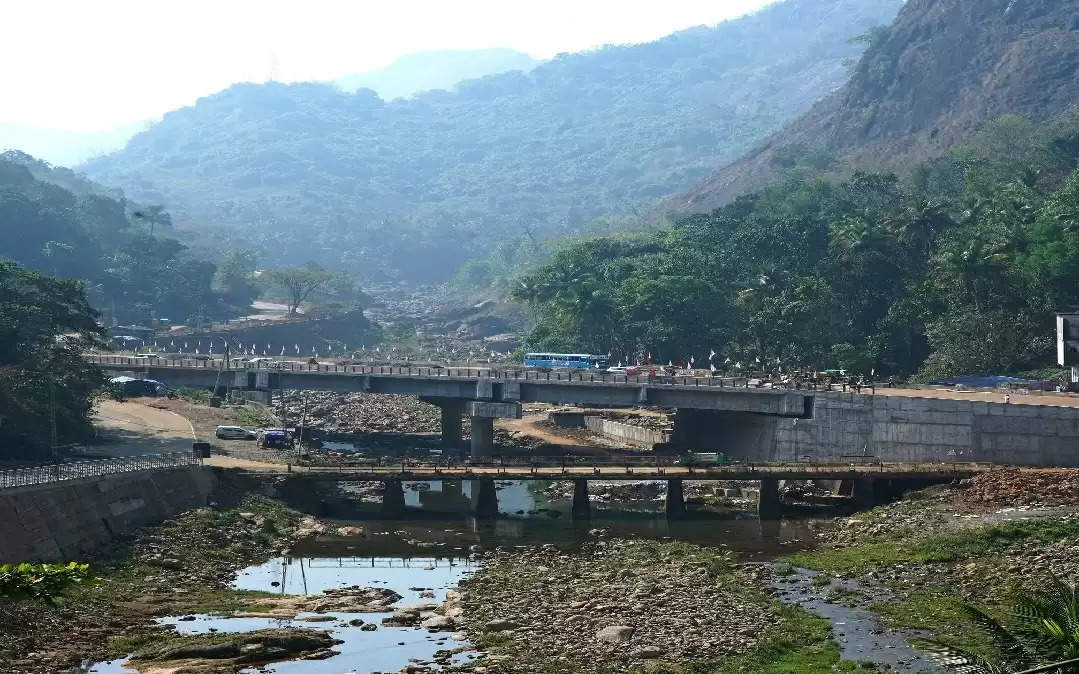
680, 394, 1079, 467
0, 467, 217, 562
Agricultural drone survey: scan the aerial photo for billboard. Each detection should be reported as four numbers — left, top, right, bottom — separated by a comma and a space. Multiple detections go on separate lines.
1058, 314, 1079, 366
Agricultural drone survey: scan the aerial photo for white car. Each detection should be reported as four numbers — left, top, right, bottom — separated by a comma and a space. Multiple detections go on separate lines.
215, 425, 255, 440
606, 366, 629, 374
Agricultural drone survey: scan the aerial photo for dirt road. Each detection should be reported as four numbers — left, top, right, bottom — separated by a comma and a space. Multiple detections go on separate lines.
90, 400, 195, 456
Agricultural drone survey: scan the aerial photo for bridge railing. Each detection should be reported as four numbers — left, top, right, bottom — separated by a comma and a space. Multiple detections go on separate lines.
294, 453, 987, 476
0, 452, 202, 490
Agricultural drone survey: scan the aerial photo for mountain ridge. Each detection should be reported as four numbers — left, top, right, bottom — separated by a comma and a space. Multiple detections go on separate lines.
671, 0, 1079, 214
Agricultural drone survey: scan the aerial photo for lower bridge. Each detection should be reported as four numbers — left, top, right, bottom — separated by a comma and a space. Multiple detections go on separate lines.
257, 459, 989, 520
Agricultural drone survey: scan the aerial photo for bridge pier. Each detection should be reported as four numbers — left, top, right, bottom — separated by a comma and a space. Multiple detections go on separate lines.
472, 478, 498, 519
439, 401, 464, 449
665, 479, 686, 519
470, 417, 494, 459
381, 479, 406, 517
758, 478, 782, 520
571, 479, 591, 519
850, 478, 877, 510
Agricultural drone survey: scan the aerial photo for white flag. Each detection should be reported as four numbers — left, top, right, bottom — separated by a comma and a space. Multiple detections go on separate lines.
266, 343, 270, 351
280, 346, 285, 356
295, 344, 300, 354
668, 361, 673, 367
735, 362, 742, 369
709, 349, 716, 360
710, 363, 716, 373
690, 356, 695, 365
724, 357, 731, 364
328, 344, 333, 352
755, 356, 761, 364
195, 348, 199, 354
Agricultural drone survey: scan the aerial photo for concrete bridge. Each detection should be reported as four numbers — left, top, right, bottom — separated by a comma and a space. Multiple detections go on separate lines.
91, 356, 1079, 467
91, 356, 811, 458
244, 459, 989, 520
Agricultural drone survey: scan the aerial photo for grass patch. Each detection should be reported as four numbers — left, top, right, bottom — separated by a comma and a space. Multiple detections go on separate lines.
171, 386, 210, 403
230, 405, 275, 428
784, 518, 1079, 574
641, 603, 857, 674
870, 590, 1001, 665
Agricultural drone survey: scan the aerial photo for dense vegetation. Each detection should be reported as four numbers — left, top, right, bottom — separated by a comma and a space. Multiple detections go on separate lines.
0, 261, 104, 456
0, 151, 259, 327
81, 0, 902, 281
516, 115, 1079, 379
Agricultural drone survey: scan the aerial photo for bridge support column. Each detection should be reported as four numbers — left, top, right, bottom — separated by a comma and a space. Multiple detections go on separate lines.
851, 478, 876, 510
472, 478, 498, 519
381, 479, 406, 517
470, 416, 494, 459
665, 479, 686, 519
758, 478, 781, 520
439, 402, 464, 449
572, 479, 590, 520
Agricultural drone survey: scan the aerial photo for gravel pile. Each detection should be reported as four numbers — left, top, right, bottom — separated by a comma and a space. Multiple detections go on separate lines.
961, 469, 1079, 506
274, 391, 444, 433
459, 539, 772, 672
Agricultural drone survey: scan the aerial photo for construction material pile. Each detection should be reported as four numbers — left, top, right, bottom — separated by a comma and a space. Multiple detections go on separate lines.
961, 468, 1079, 506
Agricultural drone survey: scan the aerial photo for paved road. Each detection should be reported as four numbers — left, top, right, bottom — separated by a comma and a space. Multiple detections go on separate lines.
89, 400, 196, 457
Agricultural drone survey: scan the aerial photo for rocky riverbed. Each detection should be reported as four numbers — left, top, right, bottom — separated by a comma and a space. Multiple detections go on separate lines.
457, 538, 776, 672
274, 390, 450, 434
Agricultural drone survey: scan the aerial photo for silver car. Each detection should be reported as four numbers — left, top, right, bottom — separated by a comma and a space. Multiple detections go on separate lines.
215, 425, 255, 440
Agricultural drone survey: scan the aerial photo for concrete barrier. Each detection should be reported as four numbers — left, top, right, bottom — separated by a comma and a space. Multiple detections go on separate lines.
0, 467, 216, 562
582, 416, 671, 448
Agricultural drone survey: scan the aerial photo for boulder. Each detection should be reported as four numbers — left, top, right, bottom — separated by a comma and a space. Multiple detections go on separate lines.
595, 626, 634, 644
421, 615, 457, 631
483, 618, 519, 632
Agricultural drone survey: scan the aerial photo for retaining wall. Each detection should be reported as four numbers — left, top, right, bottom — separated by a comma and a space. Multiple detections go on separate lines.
0, 467, 217, 562
583, 416, 671, 448
701, 394, 1079, 466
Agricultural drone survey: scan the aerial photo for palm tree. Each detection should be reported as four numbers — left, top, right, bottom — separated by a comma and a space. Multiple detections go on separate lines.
916, 576, 1079, 673
132, 205, 172, 237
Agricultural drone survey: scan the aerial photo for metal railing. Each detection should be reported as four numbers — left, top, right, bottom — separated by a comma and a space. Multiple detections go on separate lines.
0, 452, 202, 490
290, 453, 991, 476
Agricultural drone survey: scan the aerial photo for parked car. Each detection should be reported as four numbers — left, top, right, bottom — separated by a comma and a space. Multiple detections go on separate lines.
215, 425, 255, 440
606, 366, 629, 374
257, 428, 291, 449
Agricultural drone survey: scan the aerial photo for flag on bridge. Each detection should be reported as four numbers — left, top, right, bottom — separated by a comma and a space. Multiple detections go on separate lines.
294, 344, 300, 354
724, 357, 731, 364
709, 349, 716, 360
710, 363, 716, 373
280, 346, 285, 356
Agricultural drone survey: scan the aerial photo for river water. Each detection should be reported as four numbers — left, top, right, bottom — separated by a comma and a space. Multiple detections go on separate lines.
86, 479, 928, 673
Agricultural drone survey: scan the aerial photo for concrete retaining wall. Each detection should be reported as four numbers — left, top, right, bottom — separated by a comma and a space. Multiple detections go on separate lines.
583, 416, 671, 448
718, 394, 1079, 466
0, 467, 217, 562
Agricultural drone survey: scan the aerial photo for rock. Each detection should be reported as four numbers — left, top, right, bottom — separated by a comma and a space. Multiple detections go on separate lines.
483, 619, 519, 632
296, 615, 336, 622
633, 645, 664, 658
361, 623, 378, 631
348, 618, 366, 627
336, 526, 366, 536
595, 626, 634, 643
421, 616, 457, 631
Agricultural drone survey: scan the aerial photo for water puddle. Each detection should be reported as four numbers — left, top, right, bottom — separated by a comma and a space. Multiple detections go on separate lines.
769, 566, 933, 671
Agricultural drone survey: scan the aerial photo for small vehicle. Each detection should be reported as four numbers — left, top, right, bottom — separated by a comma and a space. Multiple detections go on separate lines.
246, 357, 283, 369
257, 428, 291, 449
215, 425, 256, 440
606, 366, 629, 375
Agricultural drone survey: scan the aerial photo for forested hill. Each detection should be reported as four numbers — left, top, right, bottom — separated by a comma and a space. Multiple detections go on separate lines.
672, 0, 1079, 214
334, 48, 538, 99
80, 0, 903, 282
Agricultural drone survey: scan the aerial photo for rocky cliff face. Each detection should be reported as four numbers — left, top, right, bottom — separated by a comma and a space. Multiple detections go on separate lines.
673, 0, 1079, 214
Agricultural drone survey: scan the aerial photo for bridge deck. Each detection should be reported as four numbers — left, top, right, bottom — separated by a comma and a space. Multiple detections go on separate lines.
249, 461, 990, 482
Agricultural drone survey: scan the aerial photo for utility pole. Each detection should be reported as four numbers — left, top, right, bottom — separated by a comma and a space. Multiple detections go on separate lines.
49, 378, 58, 461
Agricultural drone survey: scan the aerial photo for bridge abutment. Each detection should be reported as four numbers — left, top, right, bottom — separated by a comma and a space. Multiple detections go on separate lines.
758, 478, 781, 520
381, 479, 406, 517
439, 402, 464, 449
472, 478, 498, 519
571, 479, 591, 519
665, 479, 686, 519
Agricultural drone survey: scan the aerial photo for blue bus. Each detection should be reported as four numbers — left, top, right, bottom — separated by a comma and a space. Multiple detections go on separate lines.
523, 353, 609, 369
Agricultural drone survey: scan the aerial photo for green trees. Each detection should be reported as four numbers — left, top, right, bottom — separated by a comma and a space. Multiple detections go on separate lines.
263, 264, 340, 316
516, 119, 1079, 378
0, 262, 104, 458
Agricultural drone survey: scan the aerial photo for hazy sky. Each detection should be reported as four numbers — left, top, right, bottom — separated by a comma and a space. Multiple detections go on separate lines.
4, 0, 776, 131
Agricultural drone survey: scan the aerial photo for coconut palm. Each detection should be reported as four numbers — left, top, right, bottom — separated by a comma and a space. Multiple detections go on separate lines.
916, 576, 1079, 673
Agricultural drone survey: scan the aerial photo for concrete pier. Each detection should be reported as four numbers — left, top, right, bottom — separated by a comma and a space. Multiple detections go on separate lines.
470, 417, 494, 459
758, 478, 781, 520
472, 478, 498, 519
439, 402, 463, 448
571, 479, 591, 519
851, 478, 876, 510
381, 479, 406, 517
665, 479, 686, 519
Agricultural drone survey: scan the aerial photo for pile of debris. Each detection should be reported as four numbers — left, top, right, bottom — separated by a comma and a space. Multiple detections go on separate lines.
272, 391, 443, 433
960, 468, 1079, 506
